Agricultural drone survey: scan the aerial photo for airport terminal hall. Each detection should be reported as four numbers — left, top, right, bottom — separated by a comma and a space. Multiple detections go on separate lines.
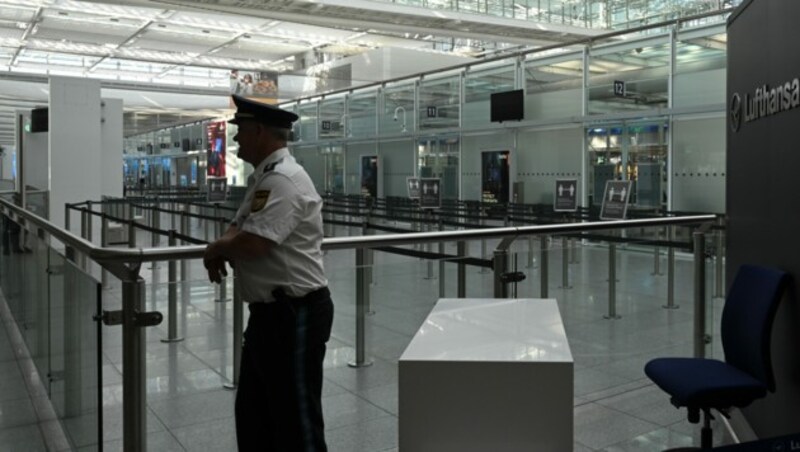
3, 0, 800, 450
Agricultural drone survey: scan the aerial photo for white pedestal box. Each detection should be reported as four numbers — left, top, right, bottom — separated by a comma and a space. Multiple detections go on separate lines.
399, 298, 573, 452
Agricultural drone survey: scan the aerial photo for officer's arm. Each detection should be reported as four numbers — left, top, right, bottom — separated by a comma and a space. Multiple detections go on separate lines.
206, 230, 272, 261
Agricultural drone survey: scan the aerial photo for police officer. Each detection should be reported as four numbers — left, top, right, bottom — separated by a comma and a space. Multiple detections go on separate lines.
204, 95, 333, 451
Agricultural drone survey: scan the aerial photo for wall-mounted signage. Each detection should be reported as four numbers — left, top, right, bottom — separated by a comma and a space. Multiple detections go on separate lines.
207, 177, 227, 203
554, 179, 578, 212
206, 121, 226, 177
730, 78, 800, 132
420, 178, 441, 209
427, 106, 437, 118
481, 150, 510, 204
321, 120, 331, 131
407, 177, 420, 199
613, 80, 626, 97
600, 180, 632, 220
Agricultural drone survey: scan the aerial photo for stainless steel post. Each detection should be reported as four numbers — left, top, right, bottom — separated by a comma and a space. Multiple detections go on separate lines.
561, 237, 571, 289
65, 204, 71, 232
653, 245, 661, 275
122, 278, 146, 452
180, 212, 189, 282
425, 211, 434, 280
224, 277, 243, 390
101, 214, 108, 287
128, 218, 136, 248
438, 219, 446, 298
664, 226, 678, 309
86, 201, 93, 243
348, 248, 372, 368
570, 236, 578, 263
714, 216, 724, 298
151, 206, 160, 247
216, 218, 228, 303
457, 241, 466, 298
526, 236, 537, 268
694, 231, 707, 358
161, 231, 183, 343
493, 248, 508, 298
540, 235, 548, 298
604, 242, 620, 319
204, 209, 210, 241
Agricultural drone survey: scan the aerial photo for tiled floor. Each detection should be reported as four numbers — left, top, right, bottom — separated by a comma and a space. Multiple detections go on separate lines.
0, 220, 733, 451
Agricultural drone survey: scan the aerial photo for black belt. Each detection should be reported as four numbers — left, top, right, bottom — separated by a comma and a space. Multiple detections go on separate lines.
273, 286, 330, 304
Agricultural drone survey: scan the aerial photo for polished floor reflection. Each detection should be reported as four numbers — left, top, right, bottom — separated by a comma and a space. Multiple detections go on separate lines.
0, 222, 731, 451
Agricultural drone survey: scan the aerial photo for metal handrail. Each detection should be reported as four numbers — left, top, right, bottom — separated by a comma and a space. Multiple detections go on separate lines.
0, 195, 719, 452
3, 197, 715, 262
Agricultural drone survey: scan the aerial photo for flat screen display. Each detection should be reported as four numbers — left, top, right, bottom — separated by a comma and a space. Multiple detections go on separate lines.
490, 89, 524, 123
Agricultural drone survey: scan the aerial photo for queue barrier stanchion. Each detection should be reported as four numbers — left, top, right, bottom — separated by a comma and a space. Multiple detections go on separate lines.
161, 230, 184, 343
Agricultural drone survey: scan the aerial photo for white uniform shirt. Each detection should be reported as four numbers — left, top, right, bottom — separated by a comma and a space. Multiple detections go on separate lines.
232, 147, 327, 303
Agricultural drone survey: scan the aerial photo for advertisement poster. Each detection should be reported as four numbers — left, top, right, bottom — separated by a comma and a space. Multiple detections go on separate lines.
230, 70, 279, 100
206, 121, 226, 178
407, 177, 420, 199
481, 150, 510, 204
600, 180, 632, 220
360, 155, 380, 198
554, 179, 578, 212
207, 177, 228, 203
419, 178, 441, 209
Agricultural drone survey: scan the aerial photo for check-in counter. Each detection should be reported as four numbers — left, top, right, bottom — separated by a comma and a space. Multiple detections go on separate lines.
399, 298, 573, 452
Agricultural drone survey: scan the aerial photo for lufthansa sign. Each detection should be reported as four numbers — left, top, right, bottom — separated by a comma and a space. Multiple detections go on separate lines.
731, 78, 800, 132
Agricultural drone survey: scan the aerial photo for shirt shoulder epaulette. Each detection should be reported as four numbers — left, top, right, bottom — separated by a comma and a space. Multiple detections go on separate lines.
264, 158, 284, 173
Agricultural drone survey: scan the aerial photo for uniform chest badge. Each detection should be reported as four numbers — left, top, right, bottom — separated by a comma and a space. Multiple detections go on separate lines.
251, 190, 270, 212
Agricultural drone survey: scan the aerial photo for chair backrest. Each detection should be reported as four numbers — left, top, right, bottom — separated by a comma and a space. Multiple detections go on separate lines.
722, 264, 790, 392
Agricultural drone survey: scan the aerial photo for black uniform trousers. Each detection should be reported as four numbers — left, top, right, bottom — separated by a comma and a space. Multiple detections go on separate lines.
236, 287, 334, 452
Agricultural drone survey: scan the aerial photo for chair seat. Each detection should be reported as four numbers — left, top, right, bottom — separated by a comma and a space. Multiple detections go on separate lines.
645, 358, 767, 409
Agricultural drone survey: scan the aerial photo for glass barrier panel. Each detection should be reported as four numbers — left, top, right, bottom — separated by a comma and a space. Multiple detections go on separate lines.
381, 82, 415, 135
463, 60, 515, 129
524, 52, 584, 121
297, 102, 319, 143
49, 249, 102, 449
588, 36, 671, 115
419, 75, 460, 131
349, 89, 378, 138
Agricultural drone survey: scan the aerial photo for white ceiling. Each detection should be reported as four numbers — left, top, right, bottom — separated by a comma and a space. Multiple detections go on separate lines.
0, 0, 615, 145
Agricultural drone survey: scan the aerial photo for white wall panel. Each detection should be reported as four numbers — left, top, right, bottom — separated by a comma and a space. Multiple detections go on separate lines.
517, 126, 583, 204
671, 115, 725, 213
49, 76, 102, 229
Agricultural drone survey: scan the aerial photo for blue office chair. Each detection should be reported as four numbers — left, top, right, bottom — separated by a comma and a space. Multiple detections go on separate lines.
644, 264, 790, 450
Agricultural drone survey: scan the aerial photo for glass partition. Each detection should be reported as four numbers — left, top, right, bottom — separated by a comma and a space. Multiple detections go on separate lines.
419, 74, 460, 131
525, 51, 584, 120
674, 30, 727, 108
381, 82, 415, 135
297, 101, 319, 142
586, 120, 668, 209
319, 97, 347, 140
588, 35, 671, 115
0, 220, 102, 449
463, 60, 516, 129
51, 251, 102, 449
349, 89, 378, 138
417, 136, 460, 200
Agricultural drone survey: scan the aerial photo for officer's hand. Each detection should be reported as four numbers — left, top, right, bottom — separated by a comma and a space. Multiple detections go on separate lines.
204, 256, 227, 284
207, 259, 228, 284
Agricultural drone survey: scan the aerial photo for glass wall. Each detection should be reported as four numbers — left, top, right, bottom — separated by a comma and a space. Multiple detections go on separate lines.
588, 34, 671, 115
463, 60, 515, 129
280, 20, 728, 213
419, 73, 461, 131
525, 51, 584, 120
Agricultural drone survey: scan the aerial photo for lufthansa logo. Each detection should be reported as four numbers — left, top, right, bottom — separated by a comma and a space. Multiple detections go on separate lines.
730, 92, 742, 133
